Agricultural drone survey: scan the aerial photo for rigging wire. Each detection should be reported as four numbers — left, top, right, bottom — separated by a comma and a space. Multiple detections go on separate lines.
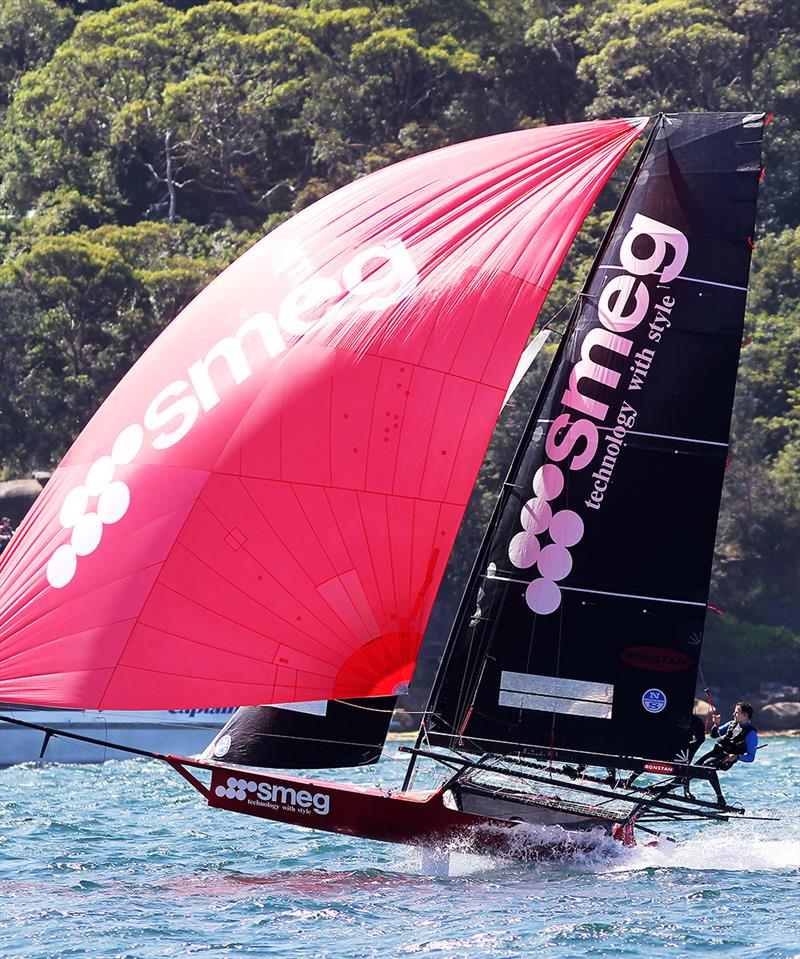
327, 700, 402, 714
539, 288, 602, 338
697, 664, 717, 732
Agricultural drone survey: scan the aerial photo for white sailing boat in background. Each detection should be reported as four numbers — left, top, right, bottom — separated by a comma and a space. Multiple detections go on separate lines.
0, 705, 234, 767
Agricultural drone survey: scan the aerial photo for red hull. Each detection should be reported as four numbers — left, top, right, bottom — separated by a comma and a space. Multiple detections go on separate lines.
204, 765, 611, 859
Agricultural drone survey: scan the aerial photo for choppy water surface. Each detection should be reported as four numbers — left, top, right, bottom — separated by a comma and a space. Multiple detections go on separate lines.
1, 738, 798, 959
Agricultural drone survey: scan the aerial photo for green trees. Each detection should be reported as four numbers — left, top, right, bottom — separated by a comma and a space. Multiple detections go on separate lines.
0, 0, 74, 112
0, 0, 796, 640
577, 0, 800, 231
711, 227, 800, 623
1, 235, 137, 466
0, 221, 251, 470
0, 2, 317, 222
578, 1, 748, 114
0, 1, 499, 225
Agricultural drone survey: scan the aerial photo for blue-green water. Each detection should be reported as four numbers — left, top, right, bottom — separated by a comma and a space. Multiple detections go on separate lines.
1, 739, 798, 959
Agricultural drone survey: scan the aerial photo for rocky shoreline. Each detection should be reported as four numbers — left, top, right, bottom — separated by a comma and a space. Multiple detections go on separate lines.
696, 683, 800, 732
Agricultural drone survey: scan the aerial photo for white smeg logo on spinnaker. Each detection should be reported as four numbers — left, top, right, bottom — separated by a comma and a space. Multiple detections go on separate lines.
216, 776, 331, 815
46, 240, 418, 589
506, 213, 689, 615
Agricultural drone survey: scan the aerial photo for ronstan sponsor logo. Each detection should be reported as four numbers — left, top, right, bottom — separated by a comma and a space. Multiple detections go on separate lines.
620, 647, 691, 672
643, 761, 675, 775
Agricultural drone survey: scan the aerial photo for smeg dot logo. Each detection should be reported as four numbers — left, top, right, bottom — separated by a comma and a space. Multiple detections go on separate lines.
214, 776, 331, 815
46, 425, 143, 589
502, 212, 691, 617
507, 463, 584, 615
216, 777, 257, 801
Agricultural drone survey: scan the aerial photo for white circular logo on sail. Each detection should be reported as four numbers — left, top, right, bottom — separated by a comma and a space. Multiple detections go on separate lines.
642, 688, 667, 713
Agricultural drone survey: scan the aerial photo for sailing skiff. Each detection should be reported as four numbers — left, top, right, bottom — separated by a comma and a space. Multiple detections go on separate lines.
0, 112, 770, 857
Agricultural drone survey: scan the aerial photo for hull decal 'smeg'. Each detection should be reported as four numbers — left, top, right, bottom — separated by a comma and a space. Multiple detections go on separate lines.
499, 671, 613, 719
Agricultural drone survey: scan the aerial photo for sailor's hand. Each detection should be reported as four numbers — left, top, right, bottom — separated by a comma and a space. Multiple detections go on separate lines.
721, 754, 737, 769
712, 713, 721, 726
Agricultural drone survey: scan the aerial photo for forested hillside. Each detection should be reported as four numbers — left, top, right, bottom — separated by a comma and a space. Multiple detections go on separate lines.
0, 0, 797, 692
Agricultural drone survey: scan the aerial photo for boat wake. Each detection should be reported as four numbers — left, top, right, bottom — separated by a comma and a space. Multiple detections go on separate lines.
614, 829, 800, 874
412, 816, 800, 878
411, 822, 625, 876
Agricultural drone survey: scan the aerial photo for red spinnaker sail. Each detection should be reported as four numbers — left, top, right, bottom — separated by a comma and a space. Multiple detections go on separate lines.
0, 119, 643, 708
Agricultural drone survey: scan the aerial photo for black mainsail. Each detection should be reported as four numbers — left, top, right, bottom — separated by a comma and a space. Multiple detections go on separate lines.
422, 113, 765, 765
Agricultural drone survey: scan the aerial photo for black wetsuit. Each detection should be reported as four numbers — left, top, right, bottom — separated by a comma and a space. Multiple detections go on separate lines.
699, 720, 757, 768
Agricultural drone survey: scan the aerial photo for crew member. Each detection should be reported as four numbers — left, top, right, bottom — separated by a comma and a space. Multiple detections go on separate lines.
697, 702, 758, 804
0, 517, 13, 553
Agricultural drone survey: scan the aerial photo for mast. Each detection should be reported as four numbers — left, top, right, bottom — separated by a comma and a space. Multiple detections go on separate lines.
404, 118, 661, 789
407, 113, 764, 783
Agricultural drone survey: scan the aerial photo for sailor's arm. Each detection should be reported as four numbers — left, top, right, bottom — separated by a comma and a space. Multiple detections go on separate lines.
710, 719, 730, 739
